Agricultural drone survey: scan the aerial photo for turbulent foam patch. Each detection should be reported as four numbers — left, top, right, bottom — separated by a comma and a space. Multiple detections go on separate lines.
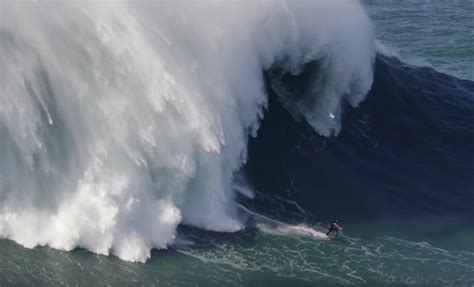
0, 0, 374, 262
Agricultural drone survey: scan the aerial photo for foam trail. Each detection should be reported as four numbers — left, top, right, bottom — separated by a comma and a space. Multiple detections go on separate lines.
238, 204, 329, 239
0, 1, 374, 262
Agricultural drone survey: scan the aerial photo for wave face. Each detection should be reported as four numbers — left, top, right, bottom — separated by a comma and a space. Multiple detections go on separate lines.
0, 1, 374, 261
246, 54, 474, 231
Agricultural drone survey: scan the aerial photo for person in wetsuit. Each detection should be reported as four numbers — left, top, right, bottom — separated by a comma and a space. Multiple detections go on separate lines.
326, 220, 342, 236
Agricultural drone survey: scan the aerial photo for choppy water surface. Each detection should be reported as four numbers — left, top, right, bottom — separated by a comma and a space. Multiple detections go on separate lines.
365, 0, 474, 80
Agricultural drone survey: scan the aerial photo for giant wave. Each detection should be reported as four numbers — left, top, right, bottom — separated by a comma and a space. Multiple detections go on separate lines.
0, 1, 374, 262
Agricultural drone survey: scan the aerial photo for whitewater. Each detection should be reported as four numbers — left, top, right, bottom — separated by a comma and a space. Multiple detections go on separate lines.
0, 1, 374, 262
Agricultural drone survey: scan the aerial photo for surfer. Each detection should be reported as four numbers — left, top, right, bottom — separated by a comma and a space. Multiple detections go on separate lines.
326, 220, 342, 236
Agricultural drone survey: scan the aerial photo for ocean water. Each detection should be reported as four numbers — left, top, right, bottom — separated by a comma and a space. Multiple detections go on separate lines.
0, 1, 473, 286
365, 0, 474, 80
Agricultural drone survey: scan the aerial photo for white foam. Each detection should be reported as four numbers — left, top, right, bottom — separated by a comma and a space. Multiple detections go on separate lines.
257, 223, 329, 240
0, 0, 374, 262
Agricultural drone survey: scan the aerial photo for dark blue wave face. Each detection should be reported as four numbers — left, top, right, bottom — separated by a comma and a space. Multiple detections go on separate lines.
244, 55, 474, 246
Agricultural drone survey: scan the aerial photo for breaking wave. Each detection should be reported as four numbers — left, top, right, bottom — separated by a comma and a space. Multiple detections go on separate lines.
0, 1, 374, 261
